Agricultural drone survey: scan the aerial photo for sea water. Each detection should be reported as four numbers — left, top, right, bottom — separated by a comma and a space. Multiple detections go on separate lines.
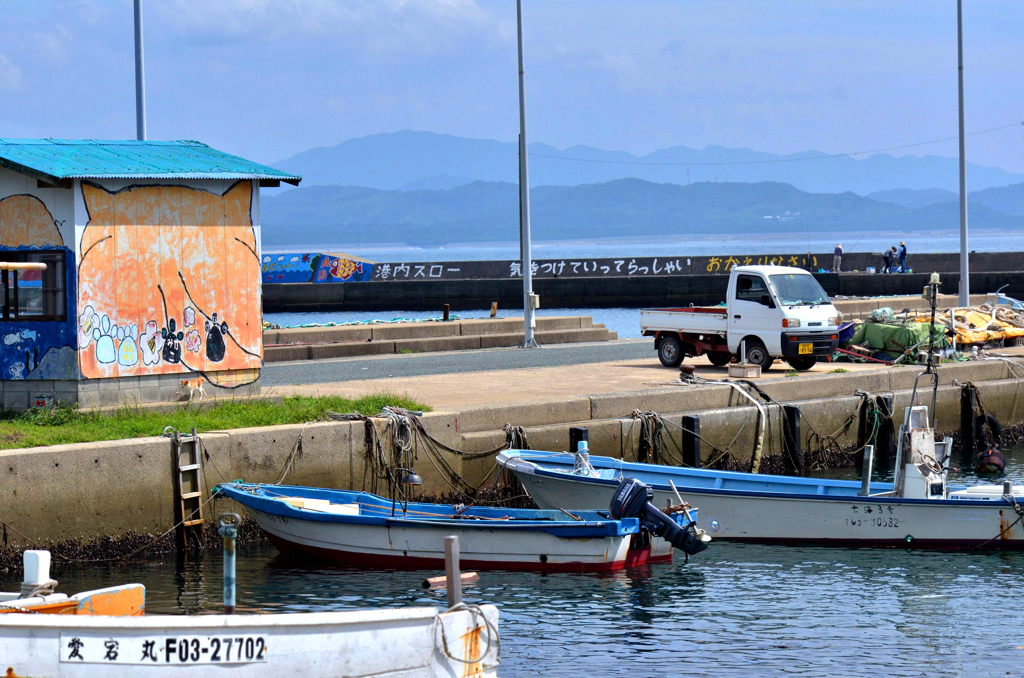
7, 447, 1023, 677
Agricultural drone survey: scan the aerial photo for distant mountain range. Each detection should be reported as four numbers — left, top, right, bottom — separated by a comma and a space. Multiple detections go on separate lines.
272, 130, 1024, 195
261, 178, 1024, 248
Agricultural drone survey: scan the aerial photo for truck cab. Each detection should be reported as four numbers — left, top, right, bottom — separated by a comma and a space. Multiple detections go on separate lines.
640, 265, 840, 371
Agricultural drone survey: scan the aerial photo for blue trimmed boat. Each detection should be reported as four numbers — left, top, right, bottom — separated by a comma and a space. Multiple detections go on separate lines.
216, 483, 702, 571
497, 407, 1024, 551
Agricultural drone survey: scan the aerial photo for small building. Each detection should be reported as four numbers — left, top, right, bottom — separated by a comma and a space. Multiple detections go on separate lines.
0, 139, 300, 409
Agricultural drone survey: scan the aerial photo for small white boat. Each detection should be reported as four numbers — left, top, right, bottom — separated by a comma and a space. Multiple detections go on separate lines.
1, 550, 144, 617
0, 551, 499, 677
499, 405, 1024, 550
217, 482, 707, 571
0, 605, 498, 677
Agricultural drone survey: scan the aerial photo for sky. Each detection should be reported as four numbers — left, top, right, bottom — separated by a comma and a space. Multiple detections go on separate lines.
1, 0, 1022, 172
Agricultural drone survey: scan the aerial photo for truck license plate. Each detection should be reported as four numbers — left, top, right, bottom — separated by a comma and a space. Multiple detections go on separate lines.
60, 633, 268, 664
798, 343, 813, 354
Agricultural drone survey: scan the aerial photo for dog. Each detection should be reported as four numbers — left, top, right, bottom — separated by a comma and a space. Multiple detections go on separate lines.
178, 377, 206, 403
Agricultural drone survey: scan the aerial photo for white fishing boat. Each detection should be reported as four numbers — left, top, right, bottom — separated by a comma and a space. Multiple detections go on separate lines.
498, 405, 1024, 550
0, 605, 498, 677
217, 482, 708, 571
0, 549, 499, 676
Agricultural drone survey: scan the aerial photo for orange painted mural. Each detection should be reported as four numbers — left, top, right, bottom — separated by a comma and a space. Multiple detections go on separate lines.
0, 194, 64, 247
77, 181, 262, 382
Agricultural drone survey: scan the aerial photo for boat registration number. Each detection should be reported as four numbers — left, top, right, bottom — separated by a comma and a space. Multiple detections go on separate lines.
59, 633, 268, 664
798, 343, 813, 354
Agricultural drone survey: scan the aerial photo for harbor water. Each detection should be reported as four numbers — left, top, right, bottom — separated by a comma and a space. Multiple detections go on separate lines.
5, 447, 1023, 676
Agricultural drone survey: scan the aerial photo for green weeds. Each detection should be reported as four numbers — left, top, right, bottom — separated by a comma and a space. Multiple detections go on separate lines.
0, 392, 428, 450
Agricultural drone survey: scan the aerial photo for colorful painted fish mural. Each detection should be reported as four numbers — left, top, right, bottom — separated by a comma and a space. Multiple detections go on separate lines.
77, 181, 263, 382
261, 252, 374, 284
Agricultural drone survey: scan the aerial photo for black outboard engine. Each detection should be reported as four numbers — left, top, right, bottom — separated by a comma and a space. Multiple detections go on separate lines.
609, 477, 710, 556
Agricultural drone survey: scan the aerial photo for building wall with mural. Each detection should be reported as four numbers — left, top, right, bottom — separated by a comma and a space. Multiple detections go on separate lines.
0, 166, 78, 382
74, 179, 263, 386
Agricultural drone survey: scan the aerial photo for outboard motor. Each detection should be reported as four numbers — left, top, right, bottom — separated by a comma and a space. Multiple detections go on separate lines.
609, 477, 710, 556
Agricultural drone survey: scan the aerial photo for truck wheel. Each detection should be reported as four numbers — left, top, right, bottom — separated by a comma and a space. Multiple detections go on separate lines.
707, 351, 732, 367
787, 356, 817, 371
743, 339, 773, 371
658, 336, 684, 367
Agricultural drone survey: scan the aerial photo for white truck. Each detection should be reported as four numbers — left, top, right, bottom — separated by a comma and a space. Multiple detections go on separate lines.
640, 265, 840, 371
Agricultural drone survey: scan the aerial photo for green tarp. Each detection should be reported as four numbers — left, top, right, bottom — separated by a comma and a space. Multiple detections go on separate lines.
846, 322, 949, 359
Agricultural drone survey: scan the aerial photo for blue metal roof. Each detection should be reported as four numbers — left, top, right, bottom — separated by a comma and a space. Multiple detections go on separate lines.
0, 139, 301, 185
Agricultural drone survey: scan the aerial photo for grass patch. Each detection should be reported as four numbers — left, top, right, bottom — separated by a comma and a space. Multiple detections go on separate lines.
829, 368, 851, 374
785, 369, 798, 378
0, 392, 428, 451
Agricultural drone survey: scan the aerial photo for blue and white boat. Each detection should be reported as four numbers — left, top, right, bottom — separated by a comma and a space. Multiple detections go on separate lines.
498, 406, 1024, 550
216, 482, 704, 571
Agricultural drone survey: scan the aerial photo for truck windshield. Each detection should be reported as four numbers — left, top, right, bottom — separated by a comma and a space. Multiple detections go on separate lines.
769, 274, 830, 306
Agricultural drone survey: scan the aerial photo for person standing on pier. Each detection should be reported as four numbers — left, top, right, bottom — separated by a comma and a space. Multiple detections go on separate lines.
897, 241, 908, 273
881, 248, 893, 274
833, 243, 843, 272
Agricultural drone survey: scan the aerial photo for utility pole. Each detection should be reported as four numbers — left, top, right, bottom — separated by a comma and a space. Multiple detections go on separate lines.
134, 0, 147, 141
956, 0, 969, 306
516, 0, 538, 347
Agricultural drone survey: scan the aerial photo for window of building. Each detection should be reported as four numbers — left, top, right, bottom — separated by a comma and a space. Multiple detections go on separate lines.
735, 274, 768, 303
0, 251, 66, 321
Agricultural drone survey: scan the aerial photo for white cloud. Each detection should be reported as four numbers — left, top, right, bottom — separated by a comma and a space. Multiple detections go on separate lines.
0, 54, 22, 91
155, 0, 490, 46
33, 26, 72, 66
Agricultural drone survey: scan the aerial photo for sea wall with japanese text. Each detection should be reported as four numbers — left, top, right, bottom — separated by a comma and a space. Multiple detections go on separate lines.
262, 250, 1024, 313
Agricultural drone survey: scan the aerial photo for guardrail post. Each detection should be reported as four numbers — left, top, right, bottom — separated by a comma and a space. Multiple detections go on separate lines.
682, 415, 701, 468
859, 445, 874, 496
218, 513, 240, 615
444, 536, 462, 608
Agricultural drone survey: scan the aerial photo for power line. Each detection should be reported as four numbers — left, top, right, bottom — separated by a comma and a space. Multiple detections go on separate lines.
527, 121, 1024, 167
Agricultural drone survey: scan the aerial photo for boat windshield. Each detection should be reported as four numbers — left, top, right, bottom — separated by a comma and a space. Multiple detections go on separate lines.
769, 274, 831, 307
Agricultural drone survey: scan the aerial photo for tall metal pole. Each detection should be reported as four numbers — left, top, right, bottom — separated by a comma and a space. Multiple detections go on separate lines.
134, 0, 147, 141
517, 0, 538, 348
956, 0, 969, 306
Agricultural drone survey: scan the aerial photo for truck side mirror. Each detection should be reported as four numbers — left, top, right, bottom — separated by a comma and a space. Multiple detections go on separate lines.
759, 294, 775, 309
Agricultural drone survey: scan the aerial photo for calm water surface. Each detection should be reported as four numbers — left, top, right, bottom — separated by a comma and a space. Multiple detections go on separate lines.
7, 448, 1024, 676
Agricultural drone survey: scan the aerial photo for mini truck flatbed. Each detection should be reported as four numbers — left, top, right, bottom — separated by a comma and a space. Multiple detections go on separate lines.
640, 265, 840, 371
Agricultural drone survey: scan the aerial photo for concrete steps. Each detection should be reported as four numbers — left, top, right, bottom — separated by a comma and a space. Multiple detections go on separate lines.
264, 316, 617, 363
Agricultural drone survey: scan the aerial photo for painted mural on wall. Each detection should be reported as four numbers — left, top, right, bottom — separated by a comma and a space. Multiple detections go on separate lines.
0, 194, 77, 381
77, 181, 262, 383
261, 252, 373, 284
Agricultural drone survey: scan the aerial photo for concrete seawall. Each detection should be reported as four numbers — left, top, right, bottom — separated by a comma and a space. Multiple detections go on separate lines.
264, 316, 616, 362
2, 359, 1022, 547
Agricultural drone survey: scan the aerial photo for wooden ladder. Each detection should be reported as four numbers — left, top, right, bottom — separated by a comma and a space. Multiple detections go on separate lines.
172, 427, 204, 551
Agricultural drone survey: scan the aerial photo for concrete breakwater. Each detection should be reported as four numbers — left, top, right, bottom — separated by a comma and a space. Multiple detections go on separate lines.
263, 250, 1024, 312
1, 359, 1022, 551
264, 316, 616, 362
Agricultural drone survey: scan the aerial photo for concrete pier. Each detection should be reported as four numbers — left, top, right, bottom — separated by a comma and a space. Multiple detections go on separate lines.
2, 356, 1022, 547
